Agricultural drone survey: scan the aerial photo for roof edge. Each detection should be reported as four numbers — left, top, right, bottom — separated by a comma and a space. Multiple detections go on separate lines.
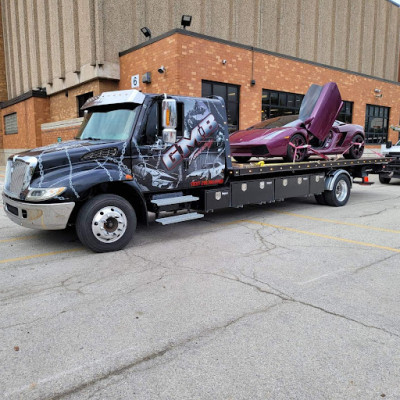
0, 89, 48, 109
119, 29, 400, 87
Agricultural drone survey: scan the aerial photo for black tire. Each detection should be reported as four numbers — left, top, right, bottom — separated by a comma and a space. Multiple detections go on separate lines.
324, 174, 351, 207
76, 194, 137, 252
315, 193, 327, 205
233, 156, 251, 163
284, 134, 307, 162
379, 174, 391, 184
343, 134, 364, 159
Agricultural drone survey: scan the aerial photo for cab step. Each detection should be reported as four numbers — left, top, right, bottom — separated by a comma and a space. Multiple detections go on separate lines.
155, 212, 204, 225
151, 195, 199, 206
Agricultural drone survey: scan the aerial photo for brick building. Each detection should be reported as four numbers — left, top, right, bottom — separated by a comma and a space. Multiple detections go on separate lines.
0, 0, 400, 163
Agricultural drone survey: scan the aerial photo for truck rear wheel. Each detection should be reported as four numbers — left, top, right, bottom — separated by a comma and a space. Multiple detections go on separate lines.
379, 174, 391, 184
314, 193, 327, 205
324, 174, 351, 207
76, 194, 137, 252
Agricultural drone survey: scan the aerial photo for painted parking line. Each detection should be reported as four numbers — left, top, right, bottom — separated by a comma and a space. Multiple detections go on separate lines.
0, 235, 39, 243
271, 210, 400, 234
238, 219, 400, 254
0, 248, 83, 264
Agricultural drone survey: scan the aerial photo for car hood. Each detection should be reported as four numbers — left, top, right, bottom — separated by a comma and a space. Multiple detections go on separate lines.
230, 127, 296, 145
10, 140, 125, 172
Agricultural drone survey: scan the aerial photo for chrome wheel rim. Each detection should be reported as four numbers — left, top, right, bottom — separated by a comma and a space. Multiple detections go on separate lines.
91, 206, 127, 243
354, 138, 364, 157
335, 180, 348, 202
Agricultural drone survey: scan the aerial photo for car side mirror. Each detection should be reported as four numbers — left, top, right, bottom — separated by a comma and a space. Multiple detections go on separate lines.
386, 141, 392, 148
162, 98, 177, 144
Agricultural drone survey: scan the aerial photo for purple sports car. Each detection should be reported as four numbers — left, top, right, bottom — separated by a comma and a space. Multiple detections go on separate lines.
230, 82, 365, 162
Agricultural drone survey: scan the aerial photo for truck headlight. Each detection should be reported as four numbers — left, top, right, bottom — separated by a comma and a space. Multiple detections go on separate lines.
26, 187, 67, 202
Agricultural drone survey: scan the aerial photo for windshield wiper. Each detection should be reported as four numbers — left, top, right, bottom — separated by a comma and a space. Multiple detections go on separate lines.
83, 137, 103, 141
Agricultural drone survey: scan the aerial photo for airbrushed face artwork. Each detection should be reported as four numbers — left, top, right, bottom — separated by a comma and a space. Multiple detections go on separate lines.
134, 99, 226, 192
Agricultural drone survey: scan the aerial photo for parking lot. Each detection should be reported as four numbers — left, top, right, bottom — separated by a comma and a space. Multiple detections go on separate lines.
1, 164, 400, 399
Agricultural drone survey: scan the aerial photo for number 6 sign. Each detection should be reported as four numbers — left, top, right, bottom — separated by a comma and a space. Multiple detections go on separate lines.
131, 74, 139, 88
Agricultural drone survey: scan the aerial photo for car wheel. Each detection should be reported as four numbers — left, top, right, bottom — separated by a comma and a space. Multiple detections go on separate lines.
76, 194, 137, 252
315, 193, 327, 205
285, 134, 307, 162
233, 156, 251, 163
379, 174, 391, 184
324, 174, 351, 207
343, 134, 364, 159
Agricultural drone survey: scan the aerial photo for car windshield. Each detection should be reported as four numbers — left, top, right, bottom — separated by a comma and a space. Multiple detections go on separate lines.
247, 114, 301, 130
77, 106, 139, 141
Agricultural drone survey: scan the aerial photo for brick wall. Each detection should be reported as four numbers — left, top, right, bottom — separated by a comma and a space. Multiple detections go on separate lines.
41, 125, 80, 146
0, 5, 8, 102
120, 32, 400, 144
1, 96, 49, 150
119, 36, 180, 95
49, 79, 118, 122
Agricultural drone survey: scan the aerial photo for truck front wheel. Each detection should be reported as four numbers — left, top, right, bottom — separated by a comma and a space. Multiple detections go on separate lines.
324, 174, 351, 207
76, 194, 137, 252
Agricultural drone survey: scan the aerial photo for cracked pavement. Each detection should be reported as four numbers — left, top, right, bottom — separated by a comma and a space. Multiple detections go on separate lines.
1, 174, 400, 399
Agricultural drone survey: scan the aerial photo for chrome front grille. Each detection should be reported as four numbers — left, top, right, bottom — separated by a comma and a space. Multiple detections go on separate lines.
4, 157, 37, 199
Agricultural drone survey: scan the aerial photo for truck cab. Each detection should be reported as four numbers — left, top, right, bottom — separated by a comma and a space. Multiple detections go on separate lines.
2, 90, 229, 252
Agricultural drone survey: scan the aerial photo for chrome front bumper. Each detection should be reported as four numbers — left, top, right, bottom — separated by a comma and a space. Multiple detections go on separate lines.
2, 193, 75, 230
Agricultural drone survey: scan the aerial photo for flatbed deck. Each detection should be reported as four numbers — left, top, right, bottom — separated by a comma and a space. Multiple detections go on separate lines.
229, 157, 391, 177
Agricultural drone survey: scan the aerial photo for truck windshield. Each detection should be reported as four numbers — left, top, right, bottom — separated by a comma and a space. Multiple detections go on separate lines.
77, 106, 139, 141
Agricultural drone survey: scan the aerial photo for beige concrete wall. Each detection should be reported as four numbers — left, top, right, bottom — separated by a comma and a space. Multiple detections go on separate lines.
1, 0, 400, 100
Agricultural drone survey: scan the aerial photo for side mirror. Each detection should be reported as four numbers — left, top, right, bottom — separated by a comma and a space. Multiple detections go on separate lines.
162, 99, 177, 144
386, 141, 392, 148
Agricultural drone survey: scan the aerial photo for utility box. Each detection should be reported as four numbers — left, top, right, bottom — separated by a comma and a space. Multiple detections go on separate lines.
231, 179, 274, 207
275, 175, 310, 200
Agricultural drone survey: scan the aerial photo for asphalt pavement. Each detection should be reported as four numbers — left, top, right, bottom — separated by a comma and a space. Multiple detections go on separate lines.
1, 164, 400, 399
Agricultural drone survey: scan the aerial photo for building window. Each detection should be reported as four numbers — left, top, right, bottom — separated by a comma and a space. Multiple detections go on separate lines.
364, 104, 390, 144
337, 101, 353, 123
202, 81, 240, 133
262, 89, 353, 125
4, 113, 18, 135
262, 89, 304, 120
77, 92, 94, 117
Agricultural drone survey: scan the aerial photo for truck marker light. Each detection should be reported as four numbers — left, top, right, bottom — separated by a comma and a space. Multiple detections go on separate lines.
125, 174, 133, 180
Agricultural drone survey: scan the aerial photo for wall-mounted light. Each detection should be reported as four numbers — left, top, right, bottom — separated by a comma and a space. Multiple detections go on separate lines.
158, 66, 166, 74
181, 15, 192, 29
141, 27, 151, 40
222, 59, 227, 65
142, 72, 151, 84
374, 88, 381, 93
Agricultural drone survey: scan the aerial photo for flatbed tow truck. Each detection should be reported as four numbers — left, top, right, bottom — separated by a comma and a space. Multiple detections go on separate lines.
1, 89, 390, 252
